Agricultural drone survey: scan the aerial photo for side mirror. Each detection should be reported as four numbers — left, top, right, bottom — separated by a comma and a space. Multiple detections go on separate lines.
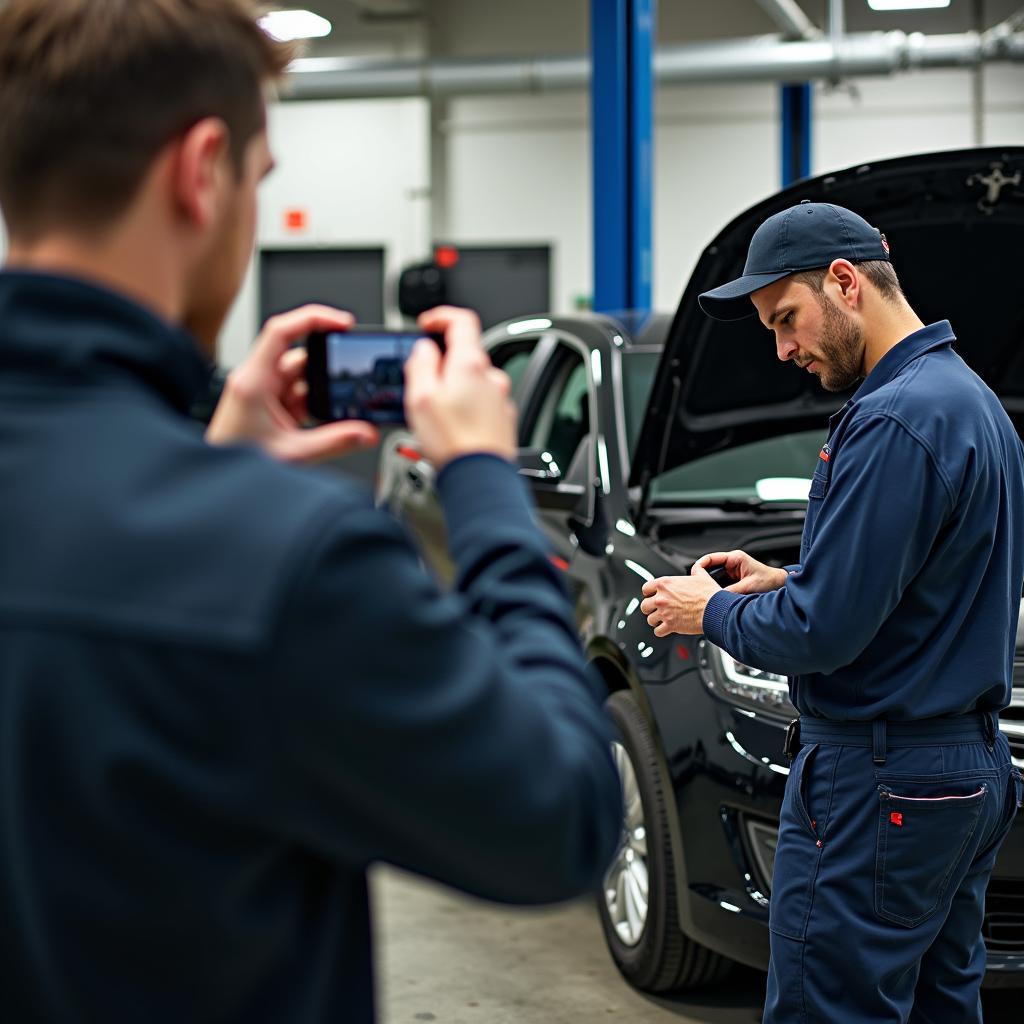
517, 438, 605, 549
517, 448, 563, 483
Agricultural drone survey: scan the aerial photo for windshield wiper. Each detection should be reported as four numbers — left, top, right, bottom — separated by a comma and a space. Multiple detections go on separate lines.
653, 498, 807, 513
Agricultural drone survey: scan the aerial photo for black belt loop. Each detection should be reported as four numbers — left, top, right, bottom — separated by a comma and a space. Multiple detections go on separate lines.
983, 711, 997, 751
784, 718, 801, 761
872, 720, 887, 765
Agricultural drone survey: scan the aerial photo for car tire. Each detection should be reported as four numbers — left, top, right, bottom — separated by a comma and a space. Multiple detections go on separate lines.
597, 689, 732, 992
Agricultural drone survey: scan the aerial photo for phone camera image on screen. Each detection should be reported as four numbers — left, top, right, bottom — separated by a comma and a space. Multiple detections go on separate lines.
325, 333, 415, 425
306, 328, 443, 426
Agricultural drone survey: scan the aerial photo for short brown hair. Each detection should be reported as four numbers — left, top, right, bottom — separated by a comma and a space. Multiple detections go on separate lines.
0, 0, 294, 240
791, 260, 905, 305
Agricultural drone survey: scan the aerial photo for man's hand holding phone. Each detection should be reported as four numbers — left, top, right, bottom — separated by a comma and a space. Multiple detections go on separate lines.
404, 307, 516, 470
207, 305, 379, 464
693, 550, 790, 594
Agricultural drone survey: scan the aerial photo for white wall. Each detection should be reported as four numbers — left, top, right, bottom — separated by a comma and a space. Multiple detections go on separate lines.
815, 70, 978, 172
434, 62, 1023, 318
218, 96, 430, 367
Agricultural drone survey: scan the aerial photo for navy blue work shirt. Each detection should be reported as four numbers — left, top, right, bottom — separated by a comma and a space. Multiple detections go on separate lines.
0, 270, 621, 1023
703, 321, 1024, 720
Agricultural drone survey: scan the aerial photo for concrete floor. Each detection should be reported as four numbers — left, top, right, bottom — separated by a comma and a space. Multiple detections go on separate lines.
372, 866, 1021, 1024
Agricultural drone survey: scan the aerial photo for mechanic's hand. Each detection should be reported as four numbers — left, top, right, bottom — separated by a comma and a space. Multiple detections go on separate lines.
206, 305, 379, 463
640, 568, 721, 637
693, 550, 789, 595
404, 306, 516, 469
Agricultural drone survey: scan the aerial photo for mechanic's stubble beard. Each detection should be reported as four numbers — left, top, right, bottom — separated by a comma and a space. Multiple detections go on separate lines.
812, 293, 863, 392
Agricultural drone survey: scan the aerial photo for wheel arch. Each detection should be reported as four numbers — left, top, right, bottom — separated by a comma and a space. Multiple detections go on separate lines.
587, 637, 698, 939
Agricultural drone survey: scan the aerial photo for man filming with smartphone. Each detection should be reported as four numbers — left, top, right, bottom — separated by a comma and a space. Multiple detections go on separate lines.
0, 2, 622, 1021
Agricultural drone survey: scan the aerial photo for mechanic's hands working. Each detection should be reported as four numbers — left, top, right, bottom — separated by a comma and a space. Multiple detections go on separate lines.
694, 549, 790, 594
641, 567, 721, 637
640, 550, 790, 637
207, 305, 379, 463
404, 306, 516, 469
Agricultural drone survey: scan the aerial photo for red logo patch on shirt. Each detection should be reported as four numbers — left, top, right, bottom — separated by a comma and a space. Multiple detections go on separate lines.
819, 444, 832, 463
890, 811, 903, 827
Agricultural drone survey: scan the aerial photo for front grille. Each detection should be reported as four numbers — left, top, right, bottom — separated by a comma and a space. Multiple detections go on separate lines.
1001, 683, 1024, 766
983, 879, 1024, 953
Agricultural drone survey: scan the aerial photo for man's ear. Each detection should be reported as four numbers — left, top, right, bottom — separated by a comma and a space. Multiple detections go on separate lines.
827, 258, 860, 310
170, 117, 232, 229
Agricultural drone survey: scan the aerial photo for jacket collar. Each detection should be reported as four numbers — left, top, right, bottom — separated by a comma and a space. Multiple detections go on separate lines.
829, 320, 956, 430
0, 269, 213, 414
851, 320, 956, 404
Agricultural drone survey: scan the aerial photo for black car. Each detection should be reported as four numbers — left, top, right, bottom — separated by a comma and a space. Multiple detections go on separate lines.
376, 147, 1024, 992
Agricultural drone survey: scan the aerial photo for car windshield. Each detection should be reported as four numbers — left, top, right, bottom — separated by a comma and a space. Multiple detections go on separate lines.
621, 350, 825, 504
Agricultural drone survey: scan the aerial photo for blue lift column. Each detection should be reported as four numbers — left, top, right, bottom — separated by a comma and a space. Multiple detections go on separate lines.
780, 82, 812, 187
590, 0, 655, 314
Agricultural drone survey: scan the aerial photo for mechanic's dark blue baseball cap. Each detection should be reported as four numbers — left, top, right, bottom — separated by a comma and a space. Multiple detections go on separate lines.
698, 201, 891, 321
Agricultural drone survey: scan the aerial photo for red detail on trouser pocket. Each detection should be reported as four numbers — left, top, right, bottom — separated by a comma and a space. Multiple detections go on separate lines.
890, 812, 904, 826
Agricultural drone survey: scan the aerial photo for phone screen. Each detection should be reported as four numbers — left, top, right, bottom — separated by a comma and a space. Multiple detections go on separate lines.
307, 329, 438, 425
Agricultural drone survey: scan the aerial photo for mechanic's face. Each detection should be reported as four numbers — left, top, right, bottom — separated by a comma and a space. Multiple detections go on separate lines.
752, 277, 863, 393
183, 127, 274, 356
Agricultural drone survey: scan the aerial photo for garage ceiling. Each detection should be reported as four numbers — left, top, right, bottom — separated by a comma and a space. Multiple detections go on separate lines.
286, 1, 1023, 59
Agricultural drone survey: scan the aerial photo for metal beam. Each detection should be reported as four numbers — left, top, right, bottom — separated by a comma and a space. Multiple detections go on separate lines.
781, 82, 812, 185
590, 0, 654, 315
284, 29, 1024, 100
755, 0, 821, 41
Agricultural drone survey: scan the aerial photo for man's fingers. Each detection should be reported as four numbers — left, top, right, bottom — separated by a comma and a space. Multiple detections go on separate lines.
276, 421, 379, 464
278, 347, 308, 386
418, 306, 486, 370
404, 338, 443, 416
641, 580, 658, 597
653, 622, 671, 638
283, 379, 310, 424
640, 597, 656, 616
254, 305, 355, 372
485, 367, 512, 397
646, 612, 662, 627
690, 562, 710, 577
697, 552, 728, 570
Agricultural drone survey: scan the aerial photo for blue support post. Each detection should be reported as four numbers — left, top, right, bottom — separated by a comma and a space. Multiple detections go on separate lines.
591, 0, 654, 314
780, 82, 812, 187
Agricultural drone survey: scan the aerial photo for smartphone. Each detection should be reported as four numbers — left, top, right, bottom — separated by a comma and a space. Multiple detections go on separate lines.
305, 327, 443, 425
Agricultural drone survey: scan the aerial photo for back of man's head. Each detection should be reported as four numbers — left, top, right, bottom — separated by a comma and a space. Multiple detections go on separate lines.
0, 0, 293, 244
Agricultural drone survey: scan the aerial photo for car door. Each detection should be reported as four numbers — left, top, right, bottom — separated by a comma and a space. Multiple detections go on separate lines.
515, 338, 600, 576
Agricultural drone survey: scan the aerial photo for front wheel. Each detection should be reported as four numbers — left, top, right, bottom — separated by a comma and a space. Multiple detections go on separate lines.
597, 690, 732, 992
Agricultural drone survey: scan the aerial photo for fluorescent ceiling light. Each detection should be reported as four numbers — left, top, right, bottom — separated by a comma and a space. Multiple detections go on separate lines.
867, 0, 950, 10
260, 9, 332, 42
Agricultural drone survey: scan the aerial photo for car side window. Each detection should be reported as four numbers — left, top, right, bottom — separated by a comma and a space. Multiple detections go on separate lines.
529, 349, 591, 476
489, 341, 537, 396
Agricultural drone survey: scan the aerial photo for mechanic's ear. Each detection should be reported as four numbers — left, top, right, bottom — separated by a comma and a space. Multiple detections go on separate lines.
828, 258, 859, 310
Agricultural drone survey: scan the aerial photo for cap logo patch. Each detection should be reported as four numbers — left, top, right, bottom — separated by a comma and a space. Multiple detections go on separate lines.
819, 444, 831, 463
880, 232, 890, 255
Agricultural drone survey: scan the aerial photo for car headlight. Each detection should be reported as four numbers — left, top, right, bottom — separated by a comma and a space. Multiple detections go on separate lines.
702, 642, 797, 717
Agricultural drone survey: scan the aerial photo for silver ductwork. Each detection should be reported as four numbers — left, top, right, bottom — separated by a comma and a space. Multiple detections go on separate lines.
755, 0, 822, 41
284, 26, 1024, 101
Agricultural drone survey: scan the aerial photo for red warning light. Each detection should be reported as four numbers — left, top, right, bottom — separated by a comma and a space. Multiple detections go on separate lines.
284, 209, 308, 232
435, 245, 460, 268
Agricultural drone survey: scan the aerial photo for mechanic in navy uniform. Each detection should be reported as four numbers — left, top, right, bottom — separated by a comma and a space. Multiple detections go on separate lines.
641, 202, 1024, 1022
0, 2, 622, 1021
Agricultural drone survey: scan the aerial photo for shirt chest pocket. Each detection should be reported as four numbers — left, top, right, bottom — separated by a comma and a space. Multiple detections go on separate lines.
808, 454, 832, 500
801, 452, 833, 560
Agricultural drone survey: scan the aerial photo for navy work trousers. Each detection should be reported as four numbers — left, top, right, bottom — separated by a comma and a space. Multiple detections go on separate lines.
764, 718, 1022, 1023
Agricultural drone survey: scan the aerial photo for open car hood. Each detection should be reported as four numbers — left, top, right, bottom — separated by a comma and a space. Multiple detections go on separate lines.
629, 147, 1024, 490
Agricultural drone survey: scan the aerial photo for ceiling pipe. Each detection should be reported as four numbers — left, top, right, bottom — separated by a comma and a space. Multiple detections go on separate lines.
283, 27, 1024, 101
754, 0, 821, 41
830, 0, 845, 53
